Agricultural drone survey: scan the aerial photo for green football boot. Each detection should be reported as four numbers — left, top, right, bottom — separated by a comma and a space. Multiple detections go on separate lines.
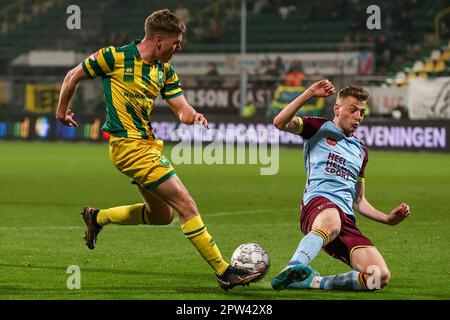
271, 264, 315, 291
287, 267, 321, 289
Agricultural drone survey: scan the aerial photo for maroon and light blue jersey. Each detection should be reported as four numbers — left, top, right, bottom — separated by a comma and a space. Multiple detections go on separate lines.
298, 116, 368, 217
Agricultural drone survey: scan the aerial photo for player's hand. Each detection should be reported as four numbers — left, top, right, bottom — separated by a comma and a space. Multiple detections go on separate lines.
386, 203, 410, 225
307, 79, 336, 98
193, 112, 208, 129
56, 108, 78, 127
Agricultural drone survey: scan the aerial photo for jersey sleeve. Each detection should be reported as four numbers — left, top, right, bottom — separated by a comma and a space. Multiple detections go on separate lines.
358, 143, 369, 179
297, 116, 328, 139
81, 46, 116, 78
161, 64, 183, 99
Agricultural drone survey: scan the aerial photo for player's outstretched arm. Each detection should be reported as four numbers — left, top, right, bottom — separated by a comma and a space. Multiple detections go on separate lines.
56, 64, 88, 127
166, 95, 208, 128
354, 182, 410, 225
273, 79, 335, 134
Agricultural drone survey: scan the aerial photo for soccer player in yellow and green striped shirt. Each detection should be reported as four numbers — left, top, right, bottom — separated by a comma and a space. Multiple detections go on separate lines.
55, 9, 262, 290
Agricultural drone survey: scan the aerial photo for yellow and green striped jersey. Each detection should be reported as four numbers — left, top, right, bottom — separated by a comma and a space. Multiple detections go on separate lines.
81, 39, 183, 140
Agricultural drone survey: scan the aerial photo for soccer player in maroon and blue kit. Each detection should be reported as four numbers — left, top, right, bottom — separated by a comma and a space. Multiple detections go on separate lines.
271, 80, 410, 291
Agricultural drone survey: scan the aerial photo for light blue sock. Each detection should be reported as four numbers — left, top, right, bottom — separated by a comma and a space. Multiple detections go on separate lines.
288, 232, 324, 266
319, 271, 368, 291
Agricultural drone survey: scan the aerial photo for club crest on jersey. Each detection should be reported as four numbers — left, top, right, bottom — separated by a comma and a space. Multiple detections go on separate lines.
327, 137, 337, 146
157, 71, 164, 86
159, 155, 171, 167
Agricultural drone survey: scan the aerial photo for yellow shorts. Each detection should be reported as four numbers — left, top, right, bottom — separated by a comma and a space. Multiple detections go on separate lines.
108, 136, 176, 189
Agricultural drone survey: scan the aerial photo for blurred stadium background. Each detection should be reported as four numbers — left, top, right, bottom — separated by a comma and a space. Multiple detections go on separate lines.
0, 0, 449, 145
0, 0, 449, 300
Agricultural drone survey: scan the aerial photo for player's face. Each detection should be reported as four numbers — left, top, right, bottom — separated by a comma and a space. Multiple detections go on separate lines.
334, 96, 367, 135
156, 33, 182, 62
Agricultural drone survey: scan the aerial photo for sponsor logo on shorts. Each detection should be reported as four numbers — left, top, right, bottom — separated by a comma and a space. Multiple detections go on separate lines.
159, 155, 170, 167
317, 201, 334, 211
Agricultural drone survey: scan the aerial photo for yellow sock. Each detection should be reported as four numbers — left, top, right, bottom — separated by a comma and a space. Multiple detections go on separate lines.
182, 215, 229, 276
97, 203, 146, 226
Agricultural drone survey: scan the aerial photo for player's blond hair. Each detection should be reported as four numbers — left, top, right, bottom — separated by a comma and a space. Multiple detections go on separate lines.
144, 9, 186, 39
337, 85, 369, 102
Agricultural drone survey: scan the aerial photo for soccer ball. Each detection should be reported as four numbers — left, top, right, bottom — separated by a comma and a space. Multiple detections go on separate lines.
230, 243, 270, 280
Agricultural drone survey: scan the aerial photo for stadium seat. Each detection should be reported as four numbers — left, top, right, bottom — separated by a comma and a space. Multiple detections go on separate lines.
395, 71, 406, 81
434, 60, 445, 73
417, 71, 428, 78
412, 60, 424, 72
441, 49, 450, 62
395, 71, 407, 86
423, 60, 434, 73
407, 71, 417, 79
430, 49, 441, 61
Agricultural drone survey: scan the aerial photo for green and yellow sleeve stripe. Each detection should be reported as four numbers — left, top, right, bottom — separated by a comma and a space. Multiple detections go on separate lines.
161, 64, 183, 99
82, 46, 116, 78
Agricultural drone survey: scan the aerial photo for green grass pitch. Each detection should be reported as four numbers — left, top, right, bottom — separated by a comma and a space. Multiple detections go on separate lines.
0, 141, 449, 300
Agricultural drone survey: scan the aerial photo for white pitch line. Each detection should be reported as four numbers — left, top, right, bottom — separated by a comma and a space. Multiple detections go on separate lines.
0, 208, 296, 231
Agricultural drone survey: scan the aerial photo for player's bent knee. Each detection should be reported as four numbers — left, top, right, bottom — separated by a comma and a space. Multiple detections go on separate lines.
312, 213, 341, 242
320, 224, 340, 242
328, 227, 341, 241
